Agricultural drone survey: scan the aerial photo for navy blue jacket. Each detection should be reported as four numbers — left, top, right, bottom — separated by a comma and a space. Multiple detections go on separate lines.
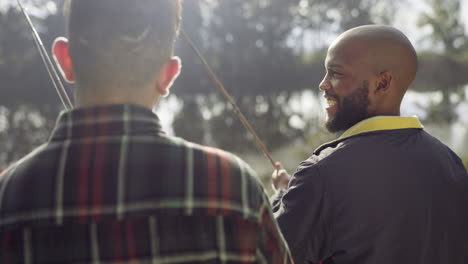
273, 116, 468, 264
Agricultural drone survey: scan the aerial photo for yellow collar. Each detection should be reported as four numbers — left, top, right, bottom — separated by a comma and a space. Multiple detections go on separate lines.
339, 116, 424, 140
314, 116, 424, 154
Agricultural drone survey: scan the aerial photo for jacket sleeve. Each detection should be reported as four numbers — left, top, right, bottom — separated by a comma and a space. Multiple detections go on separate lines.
273, 162, 331, 263
270, 189, 286, 213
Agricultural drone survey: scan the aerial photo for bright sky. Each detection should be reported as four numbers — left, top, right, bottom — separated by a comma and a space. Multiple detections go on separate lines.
394, 0, 468, 49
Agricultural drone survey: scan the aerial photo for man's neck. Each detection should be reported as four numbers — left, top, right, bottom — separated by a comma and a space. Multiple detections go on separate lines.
74, 88, 158, 110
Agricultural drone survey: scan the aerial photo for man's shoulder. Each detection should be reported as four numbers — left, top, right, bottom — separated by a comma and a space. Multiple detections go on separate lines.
313, 128, 467, 179
305, 129, 413, 176
315, 128, 422, 158
168, 136, 258, 177
0, 144, 48, 182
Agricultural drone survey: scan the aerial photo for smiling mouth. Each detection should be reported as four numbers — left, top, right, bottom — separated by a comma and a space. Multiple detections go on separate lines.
326, 98, 337, 107
325, 96, 338, 108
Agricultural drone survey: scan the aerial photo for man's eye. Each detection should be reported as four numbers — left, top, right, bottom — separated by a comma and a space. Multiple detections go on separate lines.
329, 70, 343, 77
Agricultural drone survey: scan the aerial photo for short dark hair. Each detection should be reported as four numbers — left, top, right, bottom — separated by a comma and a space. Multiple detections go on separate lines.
65, 0, 181, 90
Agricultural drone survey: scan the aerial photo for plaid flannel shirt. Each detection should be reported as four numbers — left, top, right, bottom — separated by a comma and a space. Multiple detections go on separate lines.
0, 104, 293, 264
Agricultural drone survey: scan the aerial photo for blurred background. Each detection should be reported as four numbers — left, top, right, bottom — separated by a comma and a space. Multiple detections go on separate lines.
1, 0, 467, 190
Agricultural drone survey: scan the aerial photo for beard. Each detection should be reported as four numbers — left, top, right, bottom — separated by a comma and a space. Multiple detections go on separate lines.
325, 80, 371, 133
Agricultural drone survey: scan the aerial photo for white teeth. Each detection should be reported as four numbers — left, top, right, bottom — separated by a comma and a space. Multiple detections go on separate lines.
326, 99, 336, 106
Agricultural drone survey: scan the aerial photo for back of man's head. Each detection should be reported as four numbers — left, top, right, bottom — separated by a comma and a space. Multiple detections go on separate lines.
65, 0, 181, 92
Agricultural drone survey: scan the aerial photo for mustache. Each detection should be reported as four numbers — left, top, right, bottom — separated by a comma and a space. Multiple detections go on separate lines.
324, 92, 339, 101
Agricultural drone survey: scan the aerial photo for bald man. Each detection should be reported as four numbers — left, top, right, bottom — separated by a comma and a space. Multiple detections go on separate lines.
271, 25, 468, 264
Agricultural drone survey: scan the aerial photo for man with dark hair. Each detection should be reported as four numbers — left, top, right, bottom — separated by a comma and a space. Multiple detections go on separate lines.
0, 1, 293, 263
272, 25, 468, 264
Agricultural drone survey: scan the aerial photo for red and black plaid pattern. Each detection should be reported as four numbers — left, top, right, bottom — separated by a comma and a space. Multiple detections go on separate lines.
0, 104, 293, 264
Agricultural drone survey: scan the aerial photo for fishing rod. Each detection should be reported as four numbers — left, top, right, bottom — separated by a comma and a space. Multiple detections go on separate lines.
17, 0, 73, 110
181, 29, 277, 168
18, 1, 278, 169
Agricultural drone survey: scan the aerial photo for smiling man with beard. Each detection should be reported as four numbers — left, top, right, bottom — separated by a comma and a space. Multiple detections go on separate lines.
324, 80, 370, 133
271, 25, 468, 264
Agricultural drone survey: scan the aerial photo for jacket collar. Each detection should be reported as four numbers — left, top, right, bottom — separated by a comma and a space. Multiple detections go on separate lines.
50, 104, 165, 141
314, 116, 424, 155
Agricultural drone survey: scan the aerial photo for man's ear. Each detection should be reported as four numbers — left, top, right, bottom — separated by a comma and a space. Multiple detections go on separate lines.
375, 71, 392, 94
156, 56, 181, 97
52, 37, 75, 83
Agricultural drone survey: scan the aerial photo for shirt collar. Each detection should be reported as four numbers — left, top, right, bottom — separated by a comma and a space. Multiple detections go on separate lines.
50, 104, 165, 141
314, 116, 424, 155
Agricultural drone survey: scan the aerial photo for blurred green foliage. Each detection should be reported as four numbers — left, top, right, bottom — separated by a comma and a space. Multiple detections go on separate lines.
414, 0, 468, 123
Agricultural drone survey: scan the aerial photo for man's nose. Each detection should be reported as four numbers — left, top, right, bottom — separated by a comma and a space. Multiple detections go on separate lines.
319, 76, 330, 91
